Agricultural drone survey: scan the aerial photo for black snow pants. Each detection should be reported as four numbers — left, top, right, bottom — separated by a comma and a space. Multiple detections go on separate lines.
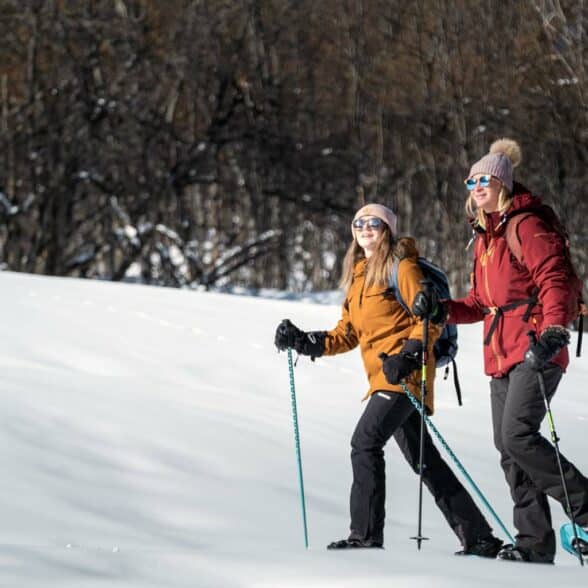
490, 362, 588, 557
348, 390, 494, 547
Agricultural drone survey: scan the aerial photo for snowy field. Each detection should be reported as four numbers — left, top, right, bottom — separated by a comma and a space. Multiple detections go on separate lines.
0, 270, 587, 587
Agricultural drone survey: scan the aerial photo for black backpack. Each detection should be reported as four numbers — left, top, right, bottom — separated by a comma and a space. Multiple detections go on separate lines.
388, 257, 462, 405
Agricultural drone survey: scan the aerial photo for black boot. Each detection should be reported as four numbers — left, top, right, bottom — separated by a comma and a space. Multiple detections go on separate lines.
497, 544, 554, 564
327, 538, 383, 550
455, 536, 503, 558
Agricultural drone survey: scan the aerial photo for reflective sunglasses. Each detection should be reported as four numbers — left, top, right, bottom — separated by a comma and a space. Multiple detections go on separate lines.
465, 175, 492, 190
352, 217, 384, 230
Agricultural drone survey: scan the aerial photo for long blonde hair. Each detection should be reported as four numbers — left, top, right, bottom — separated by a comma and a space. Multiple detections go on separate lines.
339, 224, 396, 294
465, 185, 513, 229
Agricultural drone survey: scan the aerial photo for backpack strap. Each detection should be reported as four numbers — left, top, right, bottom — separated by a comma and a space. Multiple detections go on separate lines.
388, 257, 410, 315
481, 287, 538, 347
443, 359, 462, 407
577, 303, 587, 357
577, 314, 584, 358
504, 211, 535, 264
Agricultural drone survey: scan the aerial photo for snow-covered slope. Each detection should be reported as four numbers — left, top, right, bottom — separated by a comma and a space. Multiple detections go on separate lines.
1, 271, 587, 587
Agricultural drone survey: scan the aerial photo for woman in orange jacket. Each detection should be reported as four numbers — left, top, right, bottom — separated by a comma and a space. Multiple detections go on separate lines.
274, 203, 501, 555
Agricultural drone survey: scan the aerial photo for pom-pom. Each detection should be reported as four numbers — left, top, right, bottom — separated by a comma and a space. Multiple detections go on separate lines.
489, 138, 522, 168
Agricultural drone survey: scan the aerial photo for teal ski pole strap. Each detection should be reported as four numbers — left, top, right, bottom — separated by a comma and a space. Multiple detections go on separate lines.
287, 347, 309, 549
401, 383, 515, 545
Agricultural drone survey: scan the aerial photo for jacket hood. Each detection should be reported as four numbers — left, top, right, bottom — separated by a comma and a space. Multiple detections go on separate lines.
395, 236, 419, 259
472, 182, 542, 236
508, 182, 542, 213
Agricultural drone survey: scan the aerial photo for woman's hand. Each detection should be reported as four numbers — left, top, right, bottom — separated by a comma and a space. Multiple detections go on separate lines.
412, 290, 447, 324
524, 326, 570, 370
274, 319, 305, 350
379, 339, 422, 384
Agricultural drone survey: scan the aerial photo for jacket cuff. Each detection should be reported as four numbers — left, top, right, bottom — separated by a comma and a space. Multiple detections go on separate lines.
401, 339, 423, 355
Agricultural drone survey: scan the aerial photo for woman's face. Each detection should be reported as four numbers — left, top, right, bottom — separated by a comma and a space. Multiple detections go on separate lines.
466, 174, 502, 213
353, 216, 384, 258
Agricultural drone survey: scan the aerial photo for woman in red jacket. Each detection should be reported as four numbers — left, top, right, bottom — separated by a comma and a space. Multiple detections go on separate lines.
446, 139, 588, 563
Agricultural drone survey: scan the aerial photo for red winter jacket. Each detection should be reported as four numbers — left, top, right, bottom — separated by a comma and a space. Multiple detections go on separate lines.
446, 184, 570, 377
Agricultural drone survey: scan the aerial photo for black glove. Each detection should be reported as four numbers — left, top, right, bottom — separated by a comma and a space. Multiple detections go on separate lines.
412, 290, 447, 324
380, 339, 422, 384
524, 327, 570, 371
274, 319, 326, 359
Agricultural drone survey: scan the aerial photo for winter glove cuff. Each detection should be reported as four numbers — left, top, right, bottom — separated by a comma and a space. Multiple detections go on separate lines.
401, 339, 423, 356
541, 325, 571, 341
295, 331, 326, 359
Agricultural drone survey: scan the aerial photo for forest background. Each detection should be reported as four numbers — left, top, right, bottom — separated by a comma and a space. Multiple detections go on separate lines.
1, 0, 586, 296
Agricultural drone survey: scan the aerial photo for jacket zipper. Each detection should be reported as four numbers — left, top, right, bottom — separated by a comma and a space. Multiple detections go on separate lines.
480, 239, 503, 372
359, 274, 365, 308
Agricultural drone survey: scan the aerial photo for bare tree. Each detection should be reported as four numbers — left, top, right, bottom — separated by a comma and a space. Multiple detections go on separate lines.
1, 0, 586, 294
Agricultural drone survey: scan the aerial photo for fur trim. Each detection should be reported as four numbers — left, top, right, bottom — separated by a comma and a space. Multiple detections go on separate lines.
489, 138, 522, 168
394, 237, 418, 260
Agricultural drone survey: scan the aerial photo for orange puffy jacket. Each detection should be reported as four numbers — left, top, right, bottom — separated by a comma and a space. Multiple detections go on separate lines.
323, 238, 441, 414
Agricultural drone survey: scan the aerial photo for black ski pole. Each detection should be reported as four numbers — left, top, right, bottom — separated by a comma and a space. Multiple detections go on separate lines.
411, 280, 432, 550
527, 332, 584, 566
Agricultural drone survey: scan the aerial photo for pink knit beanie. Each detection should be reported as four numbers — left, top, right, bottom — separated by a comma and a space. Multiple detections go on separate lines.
468, 138, 522, 192
352, 203, 397, 236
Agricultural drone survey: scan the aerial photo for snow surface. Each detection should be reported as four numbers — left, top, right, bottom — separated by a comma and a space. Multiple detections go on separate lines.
1, 270, 587, 587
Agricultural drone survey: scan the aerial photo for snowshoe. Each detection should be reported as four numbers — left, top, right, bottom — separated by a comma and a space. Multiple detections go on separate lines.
455, 536, 503, 558
560, 523, 588, 556
497, 544, 554, 564
327, 538, 383, 550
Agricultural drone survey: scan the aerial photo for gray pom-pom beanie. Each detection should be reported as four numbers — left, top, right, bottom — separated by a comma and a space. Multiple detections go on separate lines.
468, 138, 522, 192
